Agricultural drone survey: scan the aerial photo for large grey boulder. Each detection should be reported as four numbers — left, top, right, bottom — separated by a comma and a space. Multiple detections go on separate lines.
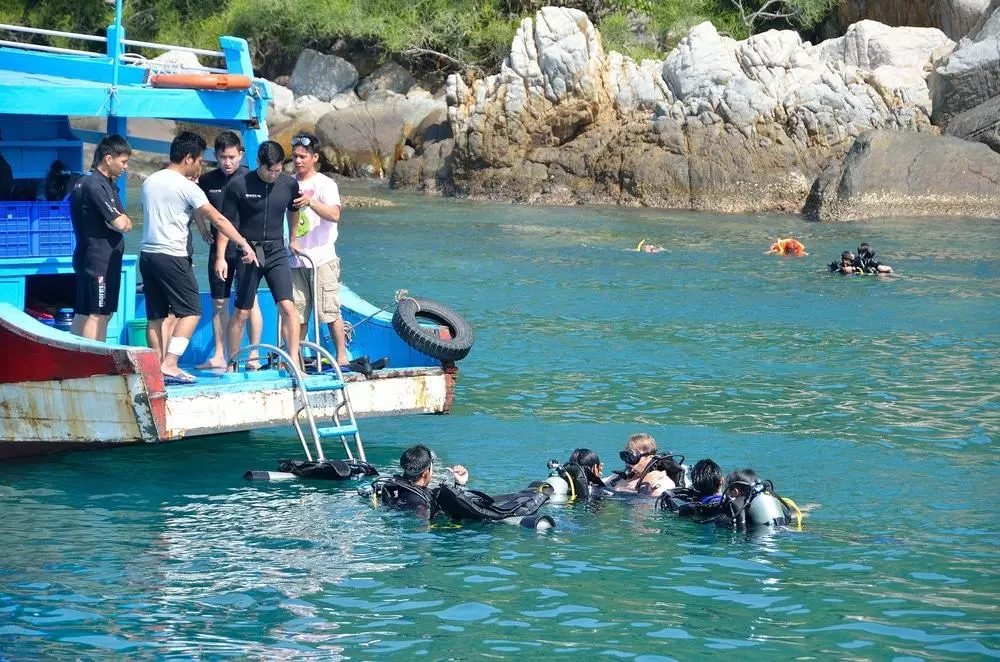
315, 98, 445, 177
945, 94, 1000, 151
288, 49, 359, 102
268, 81, 295, 115
827, 0, 991, 40
805, 130, 1000, 220
356, 62, 416, 100
941, 0, 995, 38
931, 0, 1000, 125
147, 50, 206, 72
811, 20, 953, 70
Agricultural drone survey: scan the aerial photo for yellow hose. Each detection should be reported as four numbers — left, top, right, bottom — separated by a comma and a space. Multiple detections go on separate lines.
781, 496, 803, 530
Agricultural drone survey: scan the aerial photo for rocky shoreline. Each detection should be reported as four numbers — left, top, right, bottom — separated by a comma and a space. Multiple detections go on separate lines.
391, 5, 999, 221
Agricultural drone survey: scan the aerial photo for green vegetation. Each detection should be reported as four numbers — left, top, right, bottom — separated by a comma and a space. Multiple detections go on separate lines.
0, 0, 841, 76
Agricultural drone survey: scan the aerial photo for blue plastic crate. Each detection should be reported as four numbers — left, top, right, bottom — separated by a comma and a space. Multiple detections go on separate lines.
0, 201, 76, 257
0, 202, 34, 257
33, 201, 75, 257
34, 201, 75, 256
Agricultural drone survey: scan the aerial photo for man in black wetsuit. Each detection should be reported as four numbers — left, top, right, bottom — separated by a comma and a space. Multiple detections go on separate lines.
69, 134, 133, 341
375, 445, 469, 518
195, 131, 263, 369
217, 141, 302, 369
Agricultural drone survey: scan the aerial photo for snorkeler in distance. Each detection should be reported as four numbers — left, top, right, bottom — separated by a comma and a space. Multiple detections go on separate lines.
854, 242, 893, 274
636, 239, 665, 253
830, 243, 893, 274
766, 237, 807, 256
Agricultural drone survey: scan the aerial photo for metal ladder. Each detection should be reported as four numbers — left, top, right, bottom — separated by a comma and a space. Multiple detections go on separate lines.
239, 251, 366, 464
230, 341, 365, 464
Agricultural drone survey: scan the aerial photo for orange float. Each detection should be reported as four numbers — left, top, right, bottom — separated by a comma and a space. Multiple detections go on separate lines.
149, 74, 253, 90
766, 237, 807, 257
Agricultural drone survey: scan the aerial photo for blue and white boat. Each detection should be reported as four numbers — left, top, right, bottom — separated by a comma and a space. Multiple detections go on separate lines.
0, 4, 471, 460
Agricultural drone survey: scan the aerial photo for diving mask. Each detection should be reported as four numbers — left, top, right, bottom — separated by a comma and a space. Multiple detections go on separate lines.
619, 449, 653, 466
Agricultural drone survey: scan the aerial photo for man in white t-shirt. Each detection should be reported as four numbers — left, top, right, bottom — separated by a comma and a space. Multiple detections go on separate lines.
139, 131, 257, 384
287, 133, 348, 366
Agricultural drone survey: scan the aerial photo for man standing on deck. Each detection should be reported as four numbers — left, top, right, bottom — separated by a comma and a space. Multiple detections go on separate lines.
139, 131, 257, 384
287, 133, 349, 366
69, 134, 132, 342
195, 131, 263, 370
218, 141, 303, 371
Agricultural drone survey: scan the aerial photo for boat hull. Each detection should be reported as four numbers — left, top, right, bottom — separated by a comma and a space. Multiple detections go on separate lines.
0, 304, 456, 459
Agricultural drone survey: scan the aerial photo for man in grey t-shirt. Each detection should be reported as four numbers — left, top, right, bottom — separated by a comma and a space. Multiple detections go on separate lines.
139, 131, 257, 384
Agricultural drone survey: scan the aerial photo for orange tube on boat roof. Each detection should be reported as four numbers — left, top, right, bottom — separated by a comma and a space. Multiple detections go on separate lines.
149, 74, 253, 90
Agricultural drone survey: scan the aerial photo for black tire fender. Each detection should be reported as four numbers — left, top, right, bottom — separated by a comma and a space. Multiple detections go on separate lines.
392, 296, 475, 362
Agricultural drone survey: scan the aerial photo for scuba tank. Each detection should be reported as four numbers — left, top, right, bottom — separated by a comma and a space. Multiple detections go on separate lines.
740, 480, 793, 527
747, 490, 788, 526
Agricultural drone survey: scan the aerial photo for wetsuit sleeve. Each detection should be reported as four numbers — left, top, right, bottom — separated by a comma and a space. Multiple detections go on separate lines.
221, 179, 241, 227
289, 179, 299, 212
87, 180, 125, 229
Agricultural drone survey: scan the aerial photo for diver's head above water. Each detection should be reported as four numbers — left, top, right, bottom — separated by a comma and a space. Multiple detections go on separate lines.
400, 444, 434, 486
613, 433, 676, 495
692, 458, 724, 499
725, 468, 759, 499
620, 433, 657, 474
568, 448, 603, 481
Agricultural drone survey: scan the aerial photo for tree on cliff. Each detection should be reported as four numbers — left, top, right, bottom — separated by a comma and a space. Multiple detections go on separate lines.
728, 0, 840, 34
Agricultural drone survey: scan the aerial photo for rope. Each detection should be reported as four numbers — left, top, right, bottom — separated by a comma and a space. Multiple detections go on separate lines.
344, 288, 416, 342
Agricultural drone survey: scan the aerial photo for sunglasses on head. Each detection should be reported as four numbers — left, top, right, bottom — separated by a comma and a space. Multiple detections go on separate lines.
292, 135, 313, 147
619, 449, 653, 466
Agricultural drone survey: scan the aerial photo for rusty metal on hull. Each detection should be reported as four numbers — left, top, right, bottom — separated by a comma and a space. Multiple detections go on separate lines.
0, 375, 143, 444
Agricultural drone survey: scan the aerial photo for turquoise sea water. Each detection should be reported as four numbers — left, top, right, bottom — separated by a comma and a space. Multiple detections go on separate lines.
2, 193, 999, 659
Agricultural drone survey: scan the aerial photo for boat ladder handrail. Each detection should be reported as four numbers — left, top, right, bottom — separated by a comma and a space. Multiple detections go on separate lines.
300, 340, 366, 464
228, 341, 366, 466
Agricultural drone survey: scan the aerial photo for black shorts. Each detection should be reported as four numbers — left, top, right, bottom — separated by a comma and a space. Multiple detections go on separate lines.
74, 246, 123, 316
207, 248, 242, 300
234, 241, 293, 310
139, 251, 202, 321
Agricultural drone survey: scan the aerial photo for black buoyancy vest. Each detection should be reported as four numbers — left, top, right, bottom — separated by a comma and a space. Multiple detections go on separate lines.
373, 476, 436, 511
434, 484, 549, 522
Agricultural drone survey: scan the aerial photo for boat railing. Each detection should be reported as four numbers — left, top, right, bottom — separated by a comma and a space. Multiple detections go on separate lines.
0, 22, 229, 73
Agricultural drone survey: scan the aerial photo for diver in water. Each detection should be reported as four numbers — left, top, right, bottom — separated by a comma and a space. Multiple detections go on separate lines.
606, 433, 680, 496
368, 444, 467, 518
691, 459, 724, 504
533, 448, 612, 502
724, 468, 798, 528
636, 239, 665, 253
854, 242, 893, 274
829, 250, 857, 274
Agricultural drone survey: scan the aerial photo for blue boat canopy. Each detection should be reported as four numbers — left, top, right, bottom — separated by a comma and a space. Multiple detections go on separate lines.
0, 0, 270, 166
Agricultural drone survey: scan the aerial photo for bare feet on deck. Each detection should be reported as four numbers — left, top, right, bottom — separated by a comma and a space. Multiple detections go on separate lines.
196, 356, 227, 370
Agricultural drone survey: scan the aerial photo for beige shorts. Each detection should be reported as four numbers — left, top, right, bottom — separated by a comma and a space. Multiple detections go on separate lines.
292, 258, 342, 324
